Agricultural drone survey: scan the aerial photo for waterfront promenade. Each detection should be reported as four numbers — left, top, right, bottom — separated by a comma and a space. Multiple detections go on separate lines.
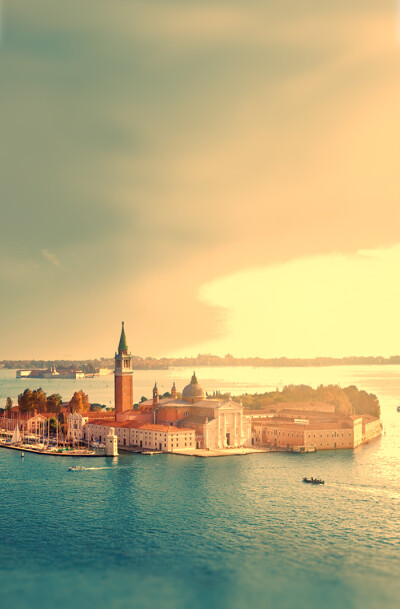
0, 442, 103, 457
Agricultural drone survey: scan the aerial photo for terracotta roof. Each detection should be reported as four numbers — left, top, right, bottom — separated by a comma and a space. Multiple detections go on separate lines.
154, 399, 191, 408
139, 398, 175, 407
120, 420, 148, 429
87, 419, 116, 426
88, 411, 115, 419
253, 417, 305, 426
86, 419, 195, 433
133, 423, 195, 434
305, 420, 353, 431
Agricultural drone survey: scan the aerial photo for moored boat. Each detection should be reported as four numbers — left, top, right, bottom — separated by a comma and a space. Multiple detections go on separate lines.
292, 445, 317, 453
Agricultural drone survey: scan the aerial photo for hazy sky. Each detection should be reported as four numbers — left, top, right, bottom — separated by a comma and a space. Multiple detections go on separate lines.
1, 1, 400, 359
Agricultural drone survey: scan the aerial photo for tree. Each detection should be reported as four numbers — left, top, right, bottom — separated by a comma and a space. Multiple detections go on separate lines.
69, 390, 90, 415
315, 385, 353, 415
5, 397, 12, 412
90, 404, 103, 412
343, 386, 380, 418
47, 393, 63, 414
48, 417, 61, 435
32, 388, 47, 413
18, 389, 35, 413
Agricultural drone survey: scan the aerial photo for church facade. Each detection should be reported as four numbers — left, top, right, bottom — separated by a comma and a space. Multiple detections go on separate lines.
153, 373, 252, 449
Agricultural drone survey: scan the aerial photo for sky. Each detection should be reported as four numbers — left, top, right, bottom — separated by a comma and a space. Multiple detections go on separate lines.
1, 1, 400, 360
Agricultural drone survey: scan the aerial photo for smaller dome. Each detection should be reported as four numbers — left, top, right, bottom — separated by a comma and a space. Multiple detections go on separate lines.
182, 372, 205, 403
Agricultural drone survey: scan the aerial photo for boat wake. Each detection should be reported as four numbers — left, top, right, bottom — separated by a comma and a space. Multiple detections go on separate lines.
329, 481, 400, 501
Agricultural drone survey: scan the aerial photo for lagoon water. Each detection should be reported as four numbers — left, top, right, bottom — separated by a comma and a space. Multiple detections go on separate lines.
1, 366, 400, 609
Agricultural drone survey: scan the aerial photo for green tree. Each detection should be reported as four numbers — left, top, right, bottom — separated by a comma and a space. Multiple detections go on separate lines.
69, 390, 90, 415
90, 404, 103, 412
5, 397, 13, 412
32, 388, 48, 413
48, 417, 61, 434
18, 389, 35, 413
47, 393, 63, 413
343, 386, 380, 417
315, 385, 353, 415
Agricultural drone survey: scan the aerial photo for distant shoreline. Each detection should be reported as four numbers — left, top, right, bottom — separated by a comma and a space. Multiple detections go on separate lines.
3, 356, 400, 371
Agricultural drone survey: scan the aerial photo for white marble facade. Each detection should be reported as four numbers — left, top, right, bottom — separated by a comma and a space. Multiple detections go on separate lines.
203, 401, 251, 449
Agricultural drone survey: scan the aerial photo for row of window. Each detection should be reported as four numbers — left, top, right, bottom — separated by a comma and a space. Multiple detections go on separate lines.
265, 429, 352, 439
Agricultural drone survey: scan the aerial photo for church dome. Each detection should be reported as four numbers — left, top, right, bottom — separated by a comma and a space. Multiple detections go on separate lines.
182, 372, 205, 403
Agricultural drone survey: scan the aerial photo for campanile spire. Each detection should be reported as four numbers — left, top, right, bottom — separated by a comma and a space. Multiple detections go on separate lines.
118, 321, 128, 354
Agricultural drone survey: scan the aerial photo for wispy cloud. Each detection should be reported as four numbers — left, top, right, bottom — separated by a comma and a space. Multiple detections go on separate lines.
41, 249, 61, 268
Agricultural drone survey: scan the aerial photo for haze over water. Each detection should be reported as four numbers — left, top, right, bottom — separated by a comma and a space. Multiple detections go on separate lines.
1, 366, 399, 609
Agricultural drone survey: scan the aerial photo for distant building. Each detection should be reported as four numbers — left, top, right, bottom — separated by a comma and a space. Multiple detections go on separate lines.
16, 366, 84, 380
251, 411, 382, 451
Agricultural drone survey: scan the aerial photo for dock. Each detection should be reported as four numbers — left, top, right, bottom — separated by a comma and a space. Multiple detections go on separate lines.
0, 442, 104, 457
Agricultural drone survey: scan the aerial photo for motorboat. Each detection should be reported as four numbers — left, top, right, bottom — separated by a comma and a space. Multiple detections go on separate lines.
68, 466, 86, 472
303, 477, 324, 485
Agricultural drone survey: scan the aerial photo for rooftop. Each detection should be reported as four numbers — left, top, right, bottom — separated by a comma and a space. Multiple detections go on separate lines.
86, 419, 194, 433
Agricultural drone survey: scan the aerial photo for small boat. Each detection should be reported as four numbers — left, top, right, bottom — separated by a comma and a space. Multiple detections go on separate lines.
68, 466, 86, 472
21, 452, 24, 459
292, 445, 317, 453
303, 477, 324, 485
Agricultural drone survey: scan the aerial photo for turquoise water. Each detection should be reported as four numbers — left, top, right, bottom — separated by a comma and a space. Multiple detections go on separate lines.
1, 367, 400, 609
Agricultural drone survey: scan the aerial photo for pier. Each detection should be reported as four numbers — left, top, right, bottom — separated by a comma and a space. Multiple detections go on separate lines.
0, 442, 104, 457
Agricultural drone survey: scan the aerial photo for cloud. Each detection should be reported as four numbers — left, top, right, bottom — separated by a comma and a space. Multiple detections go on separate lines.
0, 1, 399, 357
41, 249, 61, 268
190, 244, 400, 358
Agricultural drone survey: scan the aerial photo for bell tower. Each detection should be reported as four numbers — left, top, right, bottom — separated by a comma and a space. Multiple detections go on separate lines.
171, 381, 177, 399
114, 322, 133, 419
153, 382, 159, 406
